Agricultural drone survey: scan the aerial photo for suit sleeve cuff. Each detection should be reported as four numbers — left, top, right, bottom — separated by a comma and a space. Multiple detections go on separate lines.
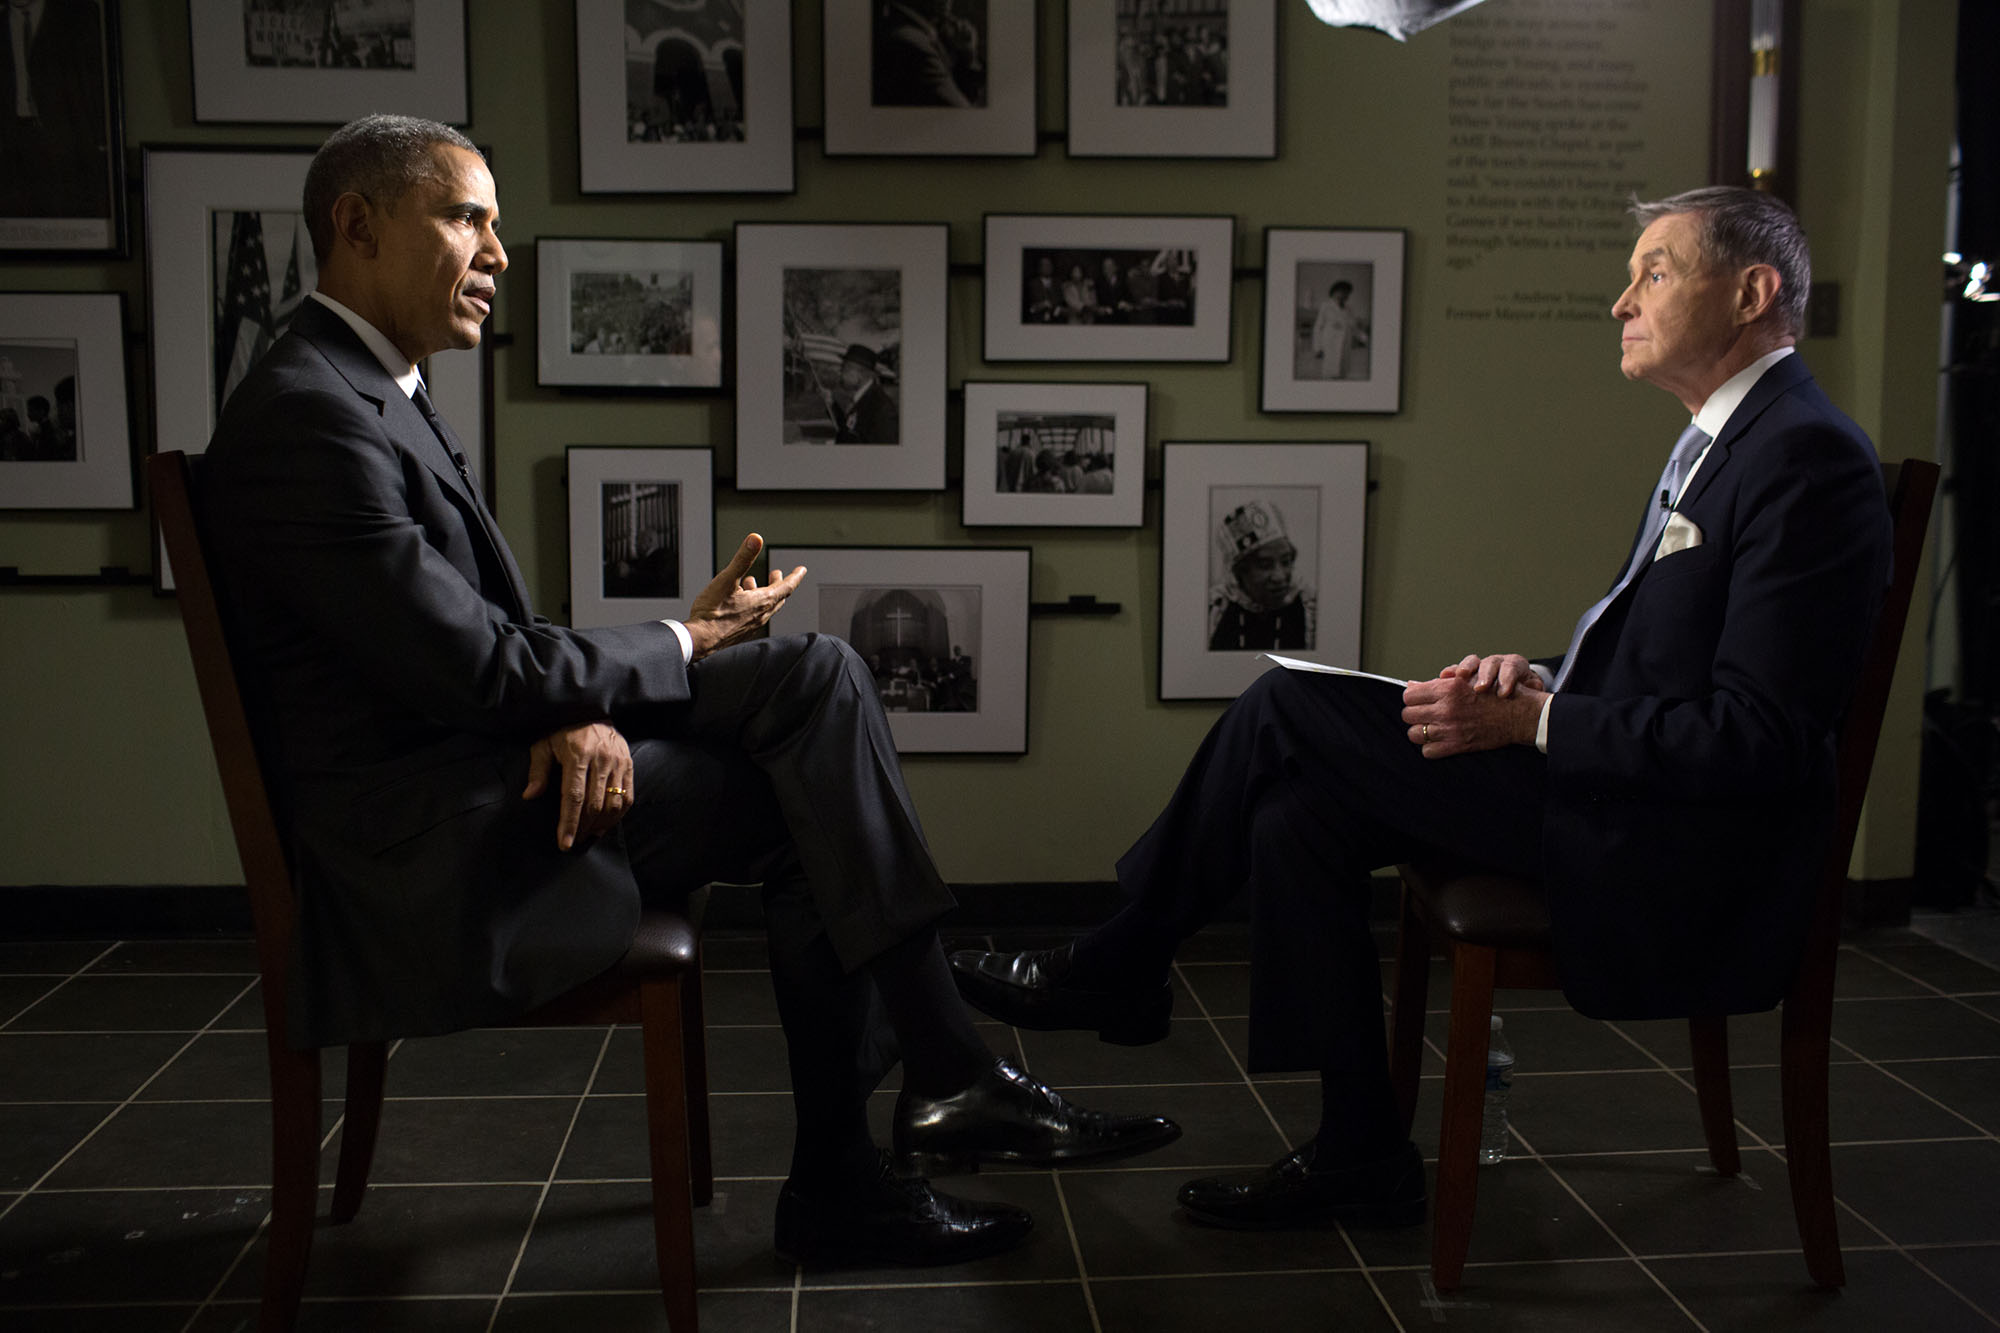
662, 619, 692, 664
1535, 692, 1552, 754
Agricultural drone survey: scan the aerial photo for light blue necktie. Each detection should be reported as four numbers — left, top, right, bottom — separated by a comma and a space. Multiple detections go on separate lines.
1552, 422, 1711, 691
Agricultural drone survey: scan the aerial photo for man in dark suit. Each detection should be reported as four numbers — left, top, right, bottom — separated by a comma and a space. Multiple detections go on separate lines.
953, 187, 1892, 1230
834, 343, 900, 444
0, 0, 111, 219
201, 114, 1176, 1270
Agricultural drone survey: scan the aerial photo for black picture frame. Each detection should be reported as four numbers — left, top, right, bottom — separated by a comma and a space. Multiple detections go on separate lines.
0, 0, 126, 258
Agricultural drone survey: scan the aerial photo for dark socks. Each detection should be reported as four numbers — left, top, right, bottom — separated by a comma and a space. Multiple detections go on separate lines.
865, 928, 994, 1096
1069, 901, 1183, 988
1311, 1067, 1407, 1167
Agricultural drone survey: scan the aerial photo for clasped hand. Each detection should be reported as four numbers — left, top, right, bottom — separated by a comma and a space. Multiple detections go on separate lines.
684, 532, 807, 662
1400, 653, 1546, 758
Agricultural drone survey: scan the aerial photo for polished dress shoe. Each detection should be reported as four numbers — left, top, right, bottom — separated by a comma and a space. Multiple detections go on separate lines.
895, 1056, 1182, 1176
774, 1151, 1033, 1267
1177, 1140, 1427, 1230
948, 942, 1172, 1045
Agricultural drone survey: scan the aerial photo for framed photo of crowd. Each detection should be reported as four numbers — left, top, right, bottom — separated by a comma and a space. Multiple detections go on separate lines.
1260, 227, 1406, 414
983, 214, 1235, 362
766, 545, 1032, 755
733, 222, 949, 491
575, 0, 793, 193
0, 292, 133, 509
0, 0, 126, 256
188, 0, 469, 124
1066, 0, 1276, 158
822, 0, 1037, 156
1158, 440, 1370, 700
565, 446, 714, 629
536, 238, 725, 390
960, 380, 1147, 528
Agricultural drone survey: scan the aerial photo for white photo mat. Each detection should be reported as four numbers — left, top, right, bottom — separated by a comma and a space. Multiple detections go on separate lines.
188, 0, 468, 124
960, 380, 1146, 527
1066, 0, 1277, 158
0, 293, 133, 509
734, 222, 949, 490
1159, 441, 1369, 700
768, 545, 1031, 754
1260, 228, 1406, 414
566, 447, 714, 628
983, 214, 1235, 362
425, 340, 489, 501
536, 238, 725, 389
822, 0, 1037, 156
576, 0, 793, 193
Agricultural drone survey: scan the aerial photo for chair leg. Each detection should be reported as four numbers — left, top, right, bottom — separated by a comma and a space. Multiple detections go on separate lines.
1432, 943, 1497, 1293
1781, 992, 1845, 1288
639, 977, 700, 1332
681, 956, 714, 1207
261, 1041, 322, 1333
330, 1041, 388, 1224
1388, 883, 1432, 1135
1688, 1016, 1741, 1177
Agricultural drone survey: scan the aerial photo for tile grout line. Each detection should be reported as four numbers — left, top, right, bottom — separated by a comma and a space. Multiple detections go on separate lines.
1048, 1169, 1105, 1333
0, 942, 120, 1034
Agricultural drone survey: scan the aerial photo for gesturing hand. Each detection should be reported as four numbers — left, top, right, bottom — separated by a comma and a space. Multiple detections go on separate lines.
684, 533, 807, 662
522, 720, 634, 850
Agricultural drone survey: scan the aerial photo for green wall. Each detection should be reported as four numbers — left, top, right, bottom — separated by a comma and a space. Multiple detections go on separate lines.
0, 0, 1953, 891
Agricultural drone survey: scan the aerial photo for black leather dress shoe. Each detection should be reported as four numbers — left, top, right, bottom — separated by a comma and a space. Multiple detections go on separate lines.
948, 942, 1172, 1045
773, 1152, 1033, 1267
894, 1056, 1182, 1176
1177, 1141, 1427, 1230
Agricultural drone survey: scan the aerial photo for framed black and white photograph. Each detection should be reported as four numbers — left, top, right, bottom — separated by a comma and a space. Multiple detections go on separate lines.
1261, 227, 1405, 413
984, 214, 1234, 362
566, 447, 714, 629
961, 380, 1146, 527
767, 545, 1031, 754
822, 0, 1036, 156
576, 0, 792, 194
537, 238, 724, 390
1159, 441, 1369, 699
1067, 0, 1276, 158
189, 0, 469, 124
0, 293, 133, 509
0, 0, 125, 256
735, 222, 948, 490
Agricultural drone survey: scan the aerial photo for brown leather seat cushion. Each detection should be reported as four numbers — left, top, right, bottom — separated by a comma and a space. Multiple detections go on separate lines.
1401, 862, 1553, 951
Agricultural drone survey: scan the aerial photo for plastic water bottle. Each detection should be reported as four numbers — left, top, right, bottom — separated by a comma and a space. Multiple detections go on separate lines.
1480, 1015, 1515, 1165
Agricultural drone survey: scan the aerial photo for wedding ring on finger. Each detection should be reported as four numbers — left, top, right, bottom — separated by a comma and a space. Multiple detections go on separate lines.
606, 786, 626, 797
1422, 725, 1430, 742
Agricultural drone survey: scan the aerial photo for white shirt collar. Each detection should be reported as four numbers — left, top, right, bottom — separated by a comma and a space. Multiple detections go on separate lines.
308, 290, 425, 400
1692, 345, 1793, 440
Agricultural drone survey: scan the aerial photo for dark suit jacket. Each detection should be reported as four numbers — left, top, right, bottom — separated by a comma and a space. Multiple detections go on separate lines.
1542, 355, 1890, 1019
202, 300, 688, 1048
838, 380, 899, 444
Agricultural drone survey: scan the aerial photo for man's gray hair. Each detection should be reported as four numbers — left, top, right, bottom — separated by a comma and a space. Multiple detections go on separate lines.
1629, 186, 1811, 337
303, 114, 480, 266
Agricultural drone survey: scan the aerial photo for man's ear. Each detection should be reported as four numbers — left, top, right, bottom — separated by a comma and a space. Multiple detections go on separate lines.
1736, 263, 1783, 327
328, 191, 379, 260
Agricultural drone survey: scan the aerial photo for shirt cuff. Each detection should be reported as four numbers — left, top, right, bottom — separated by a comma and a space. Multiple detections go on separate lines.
662, 619, 692, 664
1535, 692, 1552, 754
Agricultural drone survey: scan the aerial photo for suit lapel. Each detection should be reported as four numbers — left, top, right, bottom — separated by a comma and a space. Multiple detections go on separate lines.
1674, 353, 1813, 517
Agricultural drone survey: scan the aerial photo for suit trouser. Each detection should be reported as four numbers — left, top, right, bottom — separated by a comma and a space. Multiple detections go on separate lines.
1116, 667, 1548, 1076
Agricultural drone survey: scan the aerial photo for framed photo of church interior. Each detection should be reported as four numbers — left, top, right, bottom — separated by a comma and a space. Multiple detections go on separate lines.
0, 292, 133, 510
565, 447, 714, 629
960, 380, 1147, 527
0, 0, 126, 257
734, 222, 949, 490
1065, 0, 1276, 159
821, 0, 1037, 157
983, 213, 1235, 362
1260, 227, 1406, 414
1158, 441, 1370, 700
576, 0, 793, 194
536, 238, 725, 390
188, 0, 469, 124
765, 545, 1031, 754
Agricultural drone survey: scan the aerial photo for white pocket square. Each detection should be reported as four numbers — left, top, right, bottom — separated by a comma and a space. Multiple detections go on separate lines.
1653, 512, 1704, 560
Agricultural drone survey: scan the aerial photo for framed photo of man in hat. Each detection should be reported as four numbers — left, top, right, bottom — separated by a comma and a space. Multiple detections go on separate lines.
1158, 440, 1369, 699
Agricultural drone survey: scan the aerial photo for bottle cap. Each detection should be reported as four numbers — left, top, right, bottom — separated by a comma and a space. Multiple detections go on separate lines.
1489, 1015, 1503, 1031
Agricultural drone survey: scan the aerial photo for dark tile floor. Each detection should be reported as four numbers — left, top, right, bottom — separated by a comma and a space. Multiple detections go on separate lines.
1, 921, 1997, 1332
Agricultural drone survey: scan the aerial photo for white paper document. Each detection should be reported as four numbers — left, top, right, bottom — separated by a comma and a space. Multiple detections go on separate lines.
1260, 654, 1411, 688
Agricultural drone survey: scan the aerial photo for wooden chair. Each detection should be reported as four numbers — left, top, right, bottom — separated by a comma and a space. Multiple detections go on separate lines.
1388, 459, 1939, 1293
150, 450, 714, 1332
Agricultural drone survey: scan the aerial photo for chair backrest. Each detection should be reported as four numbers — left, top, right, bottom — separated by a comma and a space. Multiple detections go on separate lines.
150, 450, 298, 1037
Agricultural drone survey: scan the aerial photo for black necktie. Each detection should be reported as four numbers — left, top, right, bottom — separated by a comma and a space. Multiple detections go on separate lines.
411, 383, 531, 620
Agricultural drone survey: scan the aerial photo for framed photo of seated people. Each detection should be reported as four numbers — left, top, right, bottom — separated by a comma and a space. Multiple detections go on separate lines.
565, 447, 714, 629
188, 0, 469, 124
0, 0, 127, 257
765, 545, 1031, 754
1260, 228, 1405, 414
576, 0, 794, 194
983, 214, 1235, 363
0, 292, 134, 510
536, 238, 725, 391
1158, 441, 1369, 700
960, 380, 1147, 528
734, 222, 949, 491
822, 0, 1037, 157
1065, 0, 1276, 159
